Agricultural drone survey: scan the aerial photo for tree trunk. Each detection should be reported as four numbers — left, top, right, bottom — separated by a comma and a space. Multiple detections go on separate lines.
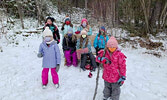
85, 0, 88, 18
16, 0, 24, 29
35, 0, 42, 25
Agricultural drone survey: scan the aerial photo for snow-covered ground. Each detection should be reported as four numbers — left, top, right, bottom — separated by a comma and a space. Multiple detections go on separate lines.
0, 31, 167, 100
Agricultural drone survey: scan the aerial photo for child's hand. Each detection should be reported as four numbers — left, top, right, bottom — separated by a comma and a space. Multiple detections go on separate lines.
117, 76, 126, 86
56, 64, 60, 72
97, 57, 111, 64
37, 53, 43, 58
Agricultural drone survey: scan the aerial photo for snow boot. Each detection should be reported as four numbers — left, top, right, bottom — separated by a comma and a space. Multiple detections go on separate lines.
54, 83, 59, 88
42, 85, 47, 89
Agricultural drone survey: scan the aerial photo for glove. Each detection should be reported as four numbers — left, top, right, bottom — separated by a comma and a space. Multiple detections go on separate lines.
97, 57, 111, 64
37, 53, 43, 58
61, 27, 64, 31
75, 31, 80, 34
56, 64, 60, 72
117, 76, 126, 86
57, 39, 60, 44
70, 48, 76, 54
95, 47, 99, 51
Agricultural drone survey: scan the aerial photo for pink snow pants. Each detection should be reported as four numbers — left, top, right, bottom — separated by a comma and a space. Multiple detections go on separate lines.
42, 68, 59, 85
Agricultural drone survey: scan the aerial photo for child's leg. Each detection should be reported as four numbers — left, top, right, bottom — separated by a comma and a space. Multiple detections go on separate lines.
51, 68, 59, 84
42, 68, 49, 85
64, 50, 72, 66
89, 53, 97, 69
80, 54, 87, 69
72, 51, 78, 67
110, 83, 121, 100
103, 81, 111, 100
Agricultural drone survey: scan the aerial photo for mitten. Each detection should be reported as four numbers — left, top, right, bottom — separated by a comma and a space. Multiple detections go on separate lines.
56, 64, 60, 72
37, 53, 43, 58
117, 76, 126, 86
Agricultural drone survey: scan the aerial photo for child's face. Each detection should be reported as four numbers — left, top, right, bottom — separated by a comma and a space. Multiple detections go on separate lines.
45, 36, 53, 42
47, 19, 52, 25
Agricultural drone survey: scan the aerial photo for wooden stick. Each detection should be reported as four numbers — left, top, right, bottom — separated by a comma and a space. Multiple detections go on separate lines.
93, 65, 100, 100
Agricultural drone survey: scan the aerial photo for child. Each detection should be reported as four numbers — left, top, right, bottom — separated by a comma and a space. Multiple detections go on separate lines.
94, 26, 109, 56
75, 18, 92, 36
76, 30, 97, 71
61, 16, 75, 37
43, 17, 60, 44
96, 37, 126, 100
38, 27, 61, 89
62, 28, 78, 67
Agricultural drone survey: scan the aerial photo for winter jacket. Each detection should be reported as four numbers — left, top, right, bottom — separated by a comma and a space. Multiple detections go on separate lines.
94, 33, 109, 49
63, 34, 77, 54
61, 25, 75, 37
76, 26, 92, 36
96, 49, 126, 83
38, 41, 61, 68
76, 38, 92, 53
43, 24, 60, 43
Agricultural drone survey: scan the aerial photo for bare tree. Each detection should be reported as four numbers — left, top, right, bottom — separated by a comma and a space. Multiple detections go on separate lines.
16, 0, 24, 29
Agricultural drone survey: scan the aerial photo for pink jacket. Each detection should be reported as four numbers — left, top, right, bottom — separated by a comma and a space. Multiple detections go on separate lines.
96, 49, 127, 83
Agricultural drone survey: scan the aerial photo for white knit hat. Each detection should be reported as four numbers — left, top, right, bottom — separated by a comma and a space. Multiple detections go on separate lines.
43, 27, 53, 37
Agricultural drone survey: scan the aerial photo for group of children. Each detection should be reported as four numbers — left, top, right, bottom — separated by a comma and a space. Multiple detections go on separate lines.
37, 16, 127, 100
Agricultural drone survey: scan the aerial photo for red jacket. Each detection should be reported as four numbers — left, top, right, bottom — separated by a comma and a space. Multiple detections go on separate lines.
96, 49, 127, 83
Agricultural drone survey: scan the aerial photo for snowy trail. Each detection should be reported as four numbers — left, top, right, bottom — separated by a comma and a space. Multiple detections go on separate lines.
0, 33, 167, 100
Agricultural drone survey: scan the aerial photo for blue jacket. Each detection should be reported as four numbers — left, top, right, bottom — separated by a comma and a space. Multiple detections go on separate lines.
38, 41, 61, 68
77, 38, 92, 53
77, 26, 92, 36
61, 25, 75, 37
93, 34, 109, 49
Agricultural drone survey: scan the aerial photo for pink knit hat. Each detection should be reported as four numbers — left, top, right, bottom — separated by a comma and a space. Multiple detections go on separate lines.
81, 18, 88, 24
107, 36, 118, 48
81, 30, 87, 35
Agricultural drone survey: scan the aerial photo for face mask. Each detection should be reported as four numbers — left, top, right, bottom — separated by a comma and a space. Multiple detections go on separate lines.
100, 30, 105, 34
108, 48, 116, 53
66, 21, 70, 25
68, 33, 73, 37
45, 37, 51, 42
82, 35, 86, 38
82, 22, 87, 28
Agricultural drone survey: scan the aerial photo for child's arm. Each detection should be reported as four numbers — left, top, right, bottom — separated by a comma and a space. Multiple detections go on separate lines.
87, 40, 92, 52
55, 44, 61, 65
87, 27, 92, 36
93, 35, 98, 49
62, 37, 69, 51
118, 53, 127, 77
37, 44, 44, 58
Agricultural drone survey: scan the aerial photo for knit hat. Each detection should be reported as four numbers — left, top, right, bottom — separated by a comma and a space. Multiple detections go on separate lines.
107, 36, 118, 48
64, 17, 71, 22
81, 18, 88, 24
100, 26, 105, 32
81, 30, 87, 35
43, 27, 53, 37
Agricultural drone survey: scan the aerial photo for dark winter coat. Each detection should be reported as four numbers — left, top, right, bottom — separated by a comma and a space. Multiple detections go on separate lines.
62, 34, 77, 54
43, 24, 60, 44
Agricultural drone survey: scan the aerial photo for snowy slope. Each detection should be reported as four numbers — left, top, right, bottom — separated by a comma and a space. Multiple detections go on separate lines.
0, 31, 167, 100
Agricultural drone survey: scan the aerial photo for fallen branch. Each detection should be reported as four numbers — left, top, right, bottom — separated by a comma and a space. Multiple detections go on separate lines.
93, 65, 100, 100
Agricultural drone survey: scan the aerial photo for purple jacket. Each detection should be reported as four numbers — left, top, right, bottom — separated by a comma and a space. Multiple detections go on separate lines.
38, 41, 61, 68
